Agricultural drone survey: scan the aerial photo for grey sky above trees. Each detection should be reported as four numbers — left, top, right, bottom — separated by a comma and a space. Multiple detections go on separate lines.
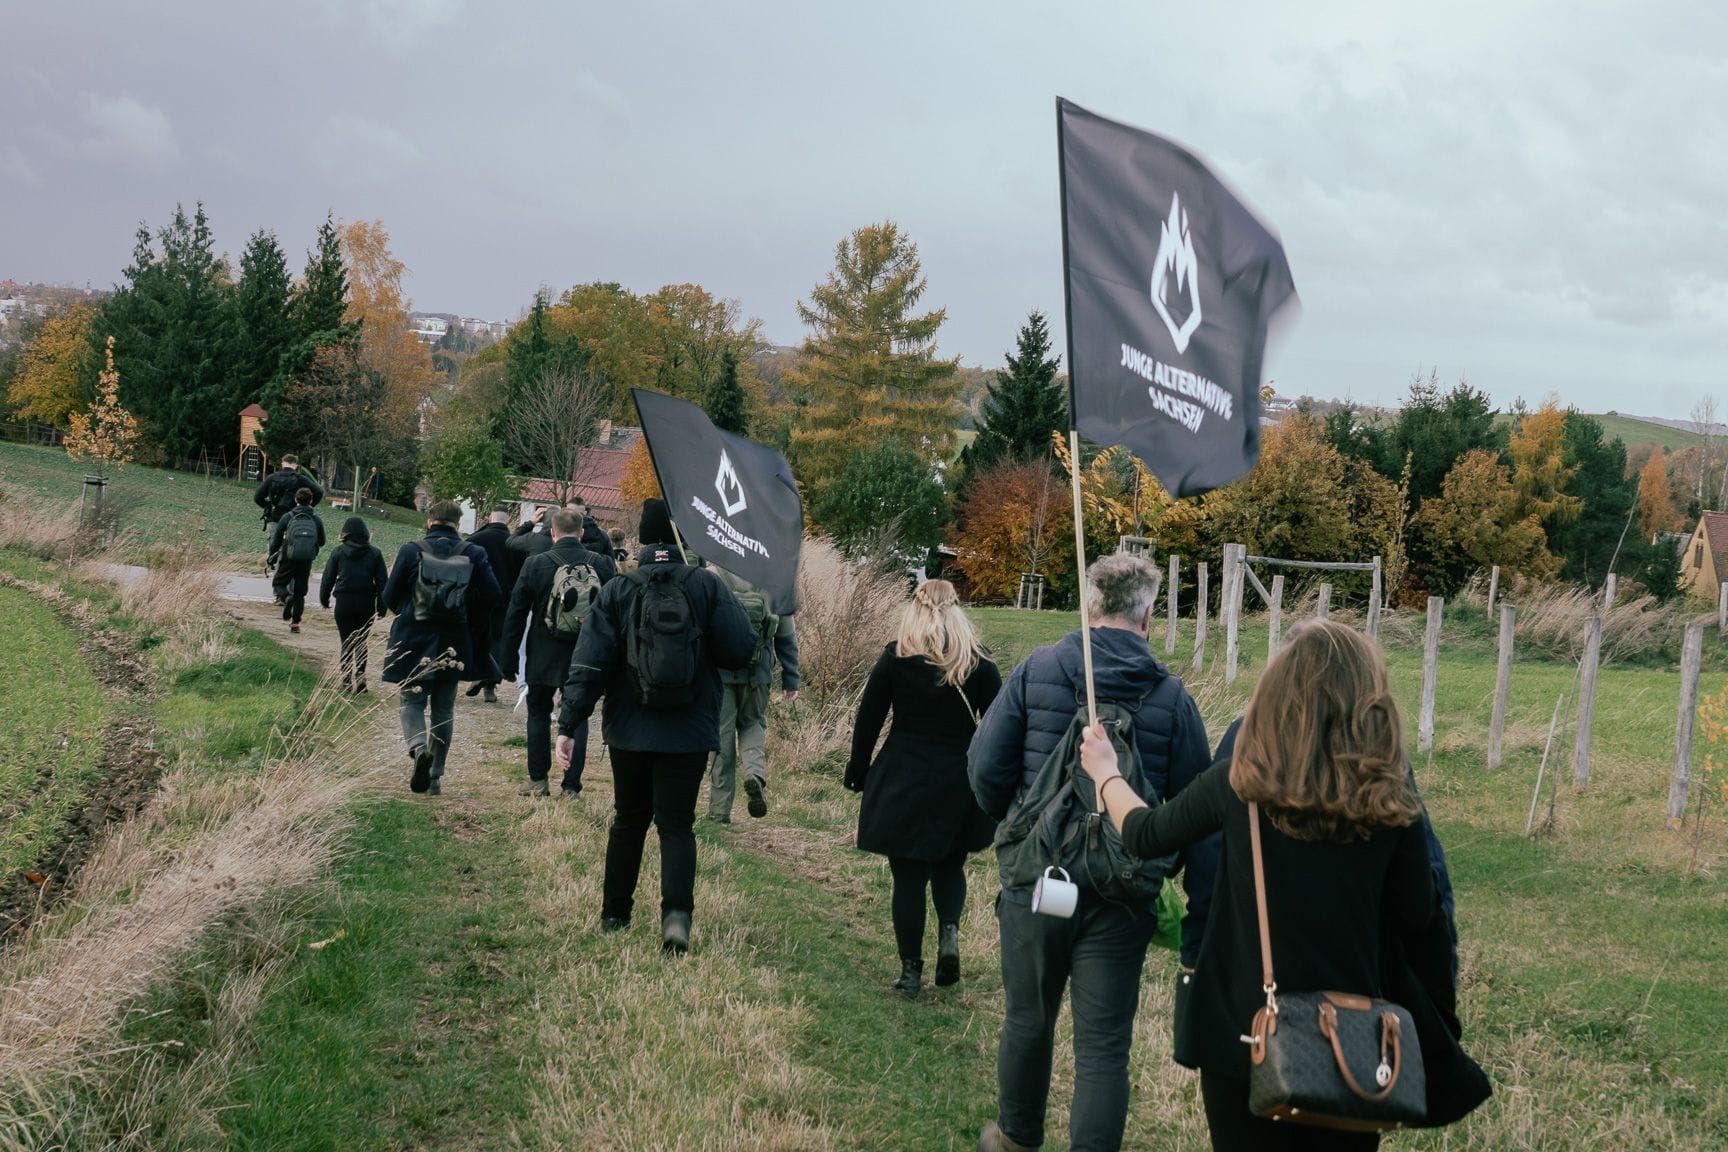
2, 0, 1723, 420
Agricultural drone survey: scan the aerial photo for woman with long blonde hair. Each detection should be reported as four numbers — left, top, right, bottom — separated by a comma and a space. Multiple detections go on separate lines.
846, 579, 1003, 997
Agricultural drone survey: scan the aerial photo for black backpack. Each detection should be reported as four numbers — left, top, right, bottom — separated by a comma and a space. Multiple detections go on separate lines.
268, 473, 301, 520
283, 513, 320, 562
993, 694, 1177, 906
624, 565, 703, 709
412, 539, 474, 627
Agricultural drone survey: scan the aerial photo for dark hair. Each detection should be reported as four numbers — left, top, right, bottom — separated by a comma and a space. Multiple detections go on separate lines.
1229, 620, 1420, 842
426, 499, 462, 527
293, 487, 314, 506
281, 453, 299, 467
492, 504, 511, 515
549, 509, 582, 537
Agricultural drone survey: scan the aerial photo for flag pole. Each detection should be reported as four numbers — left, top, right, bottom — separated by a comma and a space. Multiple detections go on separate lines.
1056, 97, 1099, 730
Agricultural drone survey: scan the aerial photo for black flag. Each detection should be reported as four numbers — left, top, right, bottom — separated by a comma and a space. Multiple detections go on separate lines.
632, 388, 804, 612
1059, 97, 1298, 497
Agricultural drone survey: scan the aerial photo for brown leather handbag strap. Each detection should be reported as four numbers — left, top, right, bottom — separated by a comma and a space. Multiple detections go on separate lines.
1248, 802, 1276, 998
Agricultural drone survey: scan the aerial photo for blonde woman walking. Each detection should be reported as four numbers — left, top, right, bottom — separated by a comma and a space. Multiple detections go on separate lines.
846, 580, 1002, 997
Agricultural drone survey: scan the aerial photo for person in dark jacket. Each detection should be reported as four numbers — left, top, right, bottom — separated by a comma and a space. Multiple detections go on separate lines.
708, 566, 801, 823
846, 579, 1000, 997
268, 487, 326, 633
1080, 619, 1488, 1149
382, 500, 501, 796
969, 553, 1211, 1152
254, 454, 322, 573
554, 502, 755, 954
501, 508, 616, 798
465, 507, 514, 703
320, 515, 388, 693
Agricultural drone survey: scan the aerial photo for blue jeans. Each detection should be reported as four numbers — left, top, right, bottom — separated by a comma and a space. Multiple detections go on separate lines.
527, 684, 587, 791
399, 679, 458, 779
994, 892, 1158, 1151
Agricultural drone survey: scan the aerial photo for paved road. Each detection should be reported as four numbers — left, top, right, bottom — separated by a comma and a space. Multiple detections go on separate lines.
104, 564, 316, 604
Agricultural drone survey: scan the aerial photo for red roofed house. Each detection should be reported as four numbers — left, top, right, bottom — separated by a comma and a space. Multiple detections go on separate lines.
515, 423, 642, 527
1680, 510, 1728, 602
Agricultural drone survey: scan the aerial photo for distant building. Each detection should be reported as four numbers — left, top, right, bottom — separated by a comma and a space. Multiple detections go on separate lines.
512, 422, 643, 527
409, 314, 449, 343
1680, 511, 1727, 600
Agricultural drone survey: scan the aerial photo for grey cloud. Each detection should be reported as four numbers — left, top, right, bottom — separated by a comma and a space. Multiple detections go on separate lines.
79, 93, 179, 169
313, 115, 422, 186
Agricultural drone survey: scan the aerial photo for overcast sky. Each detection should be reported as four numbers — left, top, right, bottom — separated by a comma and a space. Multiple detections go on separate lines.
3, 0, 1723, 420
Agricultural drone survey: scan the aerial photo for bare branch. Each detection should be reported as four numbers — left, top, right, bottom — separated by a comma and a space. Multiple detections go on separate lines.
502, 366, 614, 504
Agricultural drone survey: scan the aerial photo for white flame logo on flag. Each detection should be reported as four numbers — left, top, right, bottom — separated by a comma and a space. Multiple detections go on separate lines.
715, 450, 748, 517
1150, 192, 1202, 354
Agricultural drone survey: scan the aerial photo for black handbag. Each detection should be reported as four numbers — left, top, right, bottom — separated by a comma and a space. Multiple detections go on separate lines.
1243, 803, 1427, 1131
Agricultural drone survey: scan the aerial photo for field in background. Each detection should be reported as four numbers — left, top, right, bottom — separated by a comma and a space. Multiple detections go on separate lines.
1589, 413, 1711, 454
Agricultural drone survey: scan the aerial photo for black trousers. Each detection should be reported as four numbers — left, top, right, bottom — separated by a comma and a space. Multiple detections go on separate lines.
1200, 1074, 1380, 1152
886, 852, 967, 961
526, 684, 587, 791
602, 748, 706, 922
277, 559, 313, 624
332, 595, 375, 687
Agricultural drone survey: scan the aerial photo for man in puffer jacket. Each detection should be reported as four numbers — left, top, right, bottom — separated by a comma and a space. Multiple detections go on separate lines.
968, 552, 1212, 1152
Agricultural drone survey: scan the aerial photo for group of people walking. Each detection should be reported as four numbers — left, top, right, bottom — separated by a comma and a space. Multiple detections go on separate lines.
247, 459, 1482, 1148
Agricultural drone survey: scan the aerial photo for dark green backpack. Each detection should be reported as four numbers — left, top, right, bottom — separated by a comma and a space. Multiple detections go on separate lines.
993, 697, 1178, 906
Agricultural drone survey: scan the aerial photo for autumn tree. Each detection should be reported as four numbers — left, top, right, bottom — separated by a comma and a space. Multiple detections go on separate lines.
423, 417, 512, 508
8, 302, 95, 425
1637, 450, 1682, 536
953, 461, 1072, 601
968, 310, 1065, 472
1506, 398, 1581, 528
65, 336, 139, 478
1415, 448, 1555, 592
649, 282, 763, 405
1206, 413, 1356, 563
787, 222, 961, 499
340, 219, 440, 454
619, 433, 664, 509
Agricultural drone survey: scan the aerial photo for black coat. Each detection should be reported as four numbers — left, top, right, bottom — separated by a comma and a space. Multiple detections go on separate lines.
558, 546, 755, 754
1119, 762, 1490, 1127
381, 528, 502, 685
253, 468, 322, 521
319, 539, 388, 612
501, 537, 618, 687
848, 644, 1003, 861
504, 522, 552, 591
468, 521, 514, 599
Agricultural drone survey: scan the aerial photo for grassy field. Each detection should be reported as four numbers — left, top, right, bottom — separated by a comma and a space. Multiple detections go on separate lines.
0, 439, 423, 561
1589, 413, 1710, 454
0, 585, 105, 877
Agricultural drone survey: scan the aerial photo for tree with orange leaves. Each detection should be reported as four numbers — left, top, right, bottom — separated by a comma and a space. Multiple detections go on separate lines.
1636, 450, 1682, 536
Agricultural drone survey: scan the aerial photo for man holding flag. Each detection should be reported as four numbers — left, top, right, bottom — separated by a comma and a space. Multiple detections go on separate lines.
555, 389, 805, 954
973, 99, 1297, 1152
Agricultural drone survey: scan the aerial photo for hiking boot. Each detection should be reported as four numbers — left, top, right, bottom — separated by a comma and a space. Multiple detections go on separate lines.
600, 916, 631, 933
354, 682, 368, 694
935, 923, 960, 987
744, 776, 768, 819
483, 685, 498, 704
427, 779, 441, 796
409, 745, 434, 794
290, 623, 300, 634
518, 779, 550, 798
661, 910, 692, 955
707, 812, 732, 826
892, 958, 923, 999
978, 1121, 1035, 1152
560, 786, 582, 800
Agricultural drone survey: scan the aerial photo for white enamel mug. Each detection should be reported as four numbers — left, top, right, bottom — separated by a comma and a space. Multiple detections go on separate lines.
1030, 866, 1078, 919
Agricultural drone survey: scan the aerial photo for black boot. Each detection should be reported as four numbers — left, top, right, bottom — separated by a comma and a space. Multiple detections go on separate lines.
935, 923, 960, 987
892, 958, 923, 998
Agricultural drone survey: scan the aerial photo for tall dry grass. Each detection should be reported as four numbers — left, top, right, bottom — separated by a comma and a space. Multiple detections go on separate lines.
0, 491, 84, 563
1460, 574, 1674, 663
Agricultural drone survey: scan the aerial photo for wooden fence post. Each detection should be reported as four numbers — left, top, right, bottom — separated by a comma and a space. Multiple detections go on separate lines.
1367, 555, 1382, 639
1268, 574, 1285, 665
1316, 583, 1332, 620
1191, 562, 1209, 673
1489, 604, 1516, 769
1225, 544, 1243, 683
1487, 566, 1500, 621
1419, 596, 1442, 752
1573, 615, 1603, 787
1165, 554, 1179, 656
1669, 623, 1704, 828
1719, 582, 1726, 637
1603, 572, 1617, 611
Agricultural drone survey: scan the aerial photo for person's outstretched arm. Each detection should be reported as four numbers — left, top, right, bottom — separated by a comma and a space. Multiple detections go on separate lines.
1080, 725, 1231, 856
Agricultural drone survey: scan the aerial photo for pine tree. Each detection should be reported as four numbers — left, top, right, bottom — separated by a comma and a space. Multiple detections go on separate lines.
261, 214, 360, 459
705, 350, 748, 435
971, 310, 1065, 470
228, 229, 294, 417
787, 222, 960, 498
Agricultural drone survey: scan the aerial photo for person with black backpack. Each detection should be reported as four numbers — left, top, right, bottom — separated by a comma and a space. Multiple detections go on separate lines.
554, 504, 756, 954
319, 515, 389, 693
501, 508, 616, 798
268, 487, 325, 633
706, 566, 800, 823
967, 552, 1212, 1152
382, 500, 501, 796
253, 453, 323, 574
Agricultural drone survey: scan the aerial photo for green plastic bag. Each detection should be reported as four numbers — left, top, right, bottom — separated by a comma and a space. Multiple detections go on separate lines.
1151, 878, 1186, 951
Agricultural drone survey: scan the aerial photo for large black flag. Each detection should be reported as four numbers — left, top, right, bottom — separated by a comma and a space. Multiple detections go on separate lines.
632, 388, 804, 612
1059, 97, 1298, 497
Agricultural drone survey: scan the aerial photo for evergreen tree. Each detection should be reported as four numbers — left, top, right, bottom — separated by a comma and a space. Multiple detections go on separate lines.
228, 229, 294, 416
705, 349, 748, 435
261, 214, 360, 459
496, 289, 590, 470
970, 311, 1064, 470
813, 439, 950, 561
787, 222, 961, 499
1547, 412, 1636, 587
93, 224, 168, 444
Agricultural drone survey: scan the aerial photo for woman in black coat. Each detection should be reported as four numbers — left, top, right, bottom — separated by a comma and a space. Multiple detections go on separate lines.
319, 515, 388, 693
1079, 619, 1487, 1151
846, 579, 1002, 998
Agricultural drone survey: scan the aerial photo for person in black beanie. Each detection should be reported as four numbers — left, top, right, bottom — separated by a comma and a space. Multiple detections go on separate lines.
320, 516, 389, 692
637, 497, 677, 549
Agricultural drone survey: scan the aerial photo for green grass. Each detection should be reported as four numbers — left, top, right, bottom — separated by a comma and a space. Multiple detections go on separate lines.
0, 584, 105, 875
1590, 413, 1710, 454
154, 628, 320, 766
0, 438, 422, 561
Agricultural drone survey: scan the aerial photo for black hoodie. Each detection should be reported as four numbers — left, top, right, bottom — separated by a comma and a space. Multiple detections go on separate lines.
320, 517, 388, 612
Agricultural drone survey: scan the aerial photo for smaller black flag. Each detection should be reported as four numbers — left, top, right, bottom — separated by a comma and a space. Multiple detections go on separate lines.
631, 388, 804, 612
1059, 97, 1298, 497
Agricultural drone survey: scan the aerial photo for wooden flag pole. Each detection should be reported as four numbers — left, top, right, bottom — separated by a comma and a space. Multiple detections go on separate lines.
1069, 429, 1099, 730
